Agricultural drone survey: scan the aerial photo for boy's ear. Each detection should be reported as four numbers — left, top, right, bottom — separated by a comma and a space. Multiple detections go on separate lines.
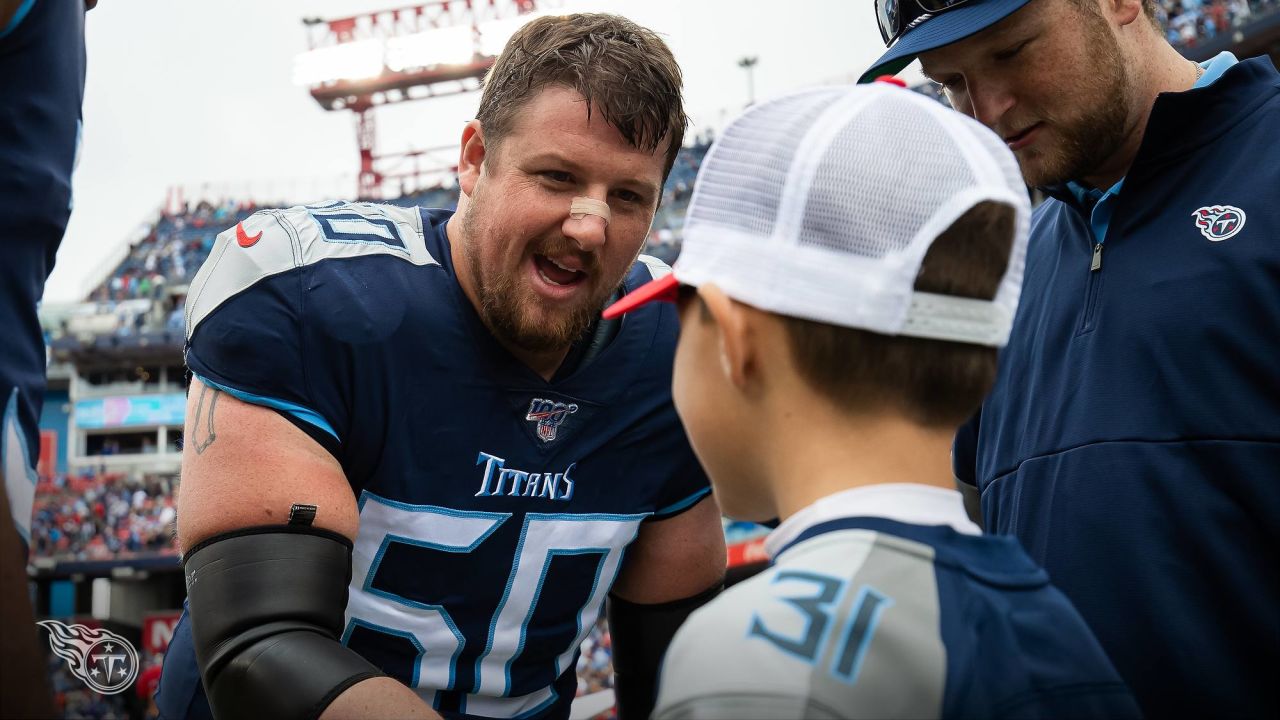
457, 120, 487, 197
699, 285, 753, 389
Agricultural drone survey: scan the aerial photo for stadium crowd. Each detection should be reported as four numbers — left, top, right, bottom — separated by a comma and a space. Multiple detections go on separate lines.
46, 647, 130, 720
91, 200, 258, 304
576, 620, 617, 720
29, 473, 177, 562
45, 645, 129, 717
43, 634, 163, 719
1159, 0, 1278, 47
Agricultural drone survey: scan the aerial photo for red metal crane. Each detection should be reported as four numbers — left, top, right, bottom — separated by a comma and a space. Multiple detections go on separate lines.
297, 1, 548, 199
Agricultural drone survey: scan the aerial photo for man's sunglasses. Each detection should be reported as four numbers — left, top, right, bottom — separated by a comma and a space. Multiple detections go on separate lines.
876, 0, 977, 45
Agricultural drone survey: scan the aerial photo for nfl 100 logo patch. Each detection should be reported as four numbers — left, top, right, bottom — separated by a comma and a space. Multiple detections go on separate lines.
1192, 205, 1246, 242
526, 398, 579, 443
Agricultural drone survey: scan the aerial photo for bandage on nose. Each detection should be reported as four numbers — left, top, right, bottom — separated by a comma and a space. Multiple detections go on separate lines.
569, 197, 611, 227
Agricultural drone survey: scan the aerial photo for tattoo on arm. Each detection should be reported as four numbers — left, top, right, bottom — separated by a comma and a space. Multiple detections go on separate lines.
191, 384, 221, 454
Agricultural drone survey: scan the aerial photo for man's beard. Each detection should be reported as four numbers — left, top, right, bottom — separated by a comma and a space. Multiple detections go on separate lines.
461, 195, 614, 354
1019, 17, 1133, 187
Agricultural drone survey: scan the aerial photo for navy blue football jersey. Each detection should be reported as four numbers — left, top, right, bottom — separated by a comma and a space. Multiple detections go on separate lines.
161, 203, 709, 719
1, 0, 87, 542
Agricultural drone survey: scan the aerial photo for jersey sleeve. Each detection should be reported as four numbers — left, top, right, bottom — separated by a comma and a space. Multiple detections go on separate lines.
653, 593, 826, 720
648, 416, 711, 520
184, 209, 347, 456
186, 202, 438, 466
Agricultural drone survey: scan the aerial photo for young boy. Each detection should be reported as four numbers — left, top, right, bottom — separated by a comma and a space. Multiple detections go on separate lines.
602, 84, 1141, 719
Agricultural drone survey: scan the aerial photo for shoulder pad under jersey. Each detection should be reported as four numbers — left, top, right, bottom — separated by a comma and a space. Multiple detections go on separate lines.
635, 254, 672, 281
184, 202, 438, 339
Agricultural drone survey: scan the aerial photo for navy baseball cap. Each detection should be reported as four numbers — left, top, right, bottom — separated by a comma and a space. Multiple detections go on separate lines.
859, 0, 1036, 83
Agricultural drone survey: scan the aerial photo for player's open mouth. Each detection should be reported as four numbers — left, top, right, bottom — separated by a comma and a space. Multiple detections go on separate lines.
533, 254, 587, 287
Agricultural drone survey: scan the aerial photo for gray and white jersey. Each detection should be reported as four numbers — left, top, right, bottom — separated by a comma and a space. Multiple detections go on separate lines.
654, 527, 944, 720
653, 485, 1138, 720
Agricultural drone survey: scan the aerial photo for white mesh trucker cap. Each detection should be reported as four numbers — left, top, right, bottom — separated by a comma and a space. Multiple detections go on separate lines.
603, 82, 1030, 347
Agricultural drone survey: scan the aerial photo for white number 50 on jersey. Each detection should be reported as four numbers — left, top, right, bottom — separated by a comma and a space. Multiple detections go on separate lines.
343, 491, 645, 717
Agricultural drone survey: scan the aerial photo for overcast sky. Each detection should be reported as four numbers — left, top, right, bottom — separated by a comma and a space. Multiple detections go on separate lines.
44, 0, 910, 302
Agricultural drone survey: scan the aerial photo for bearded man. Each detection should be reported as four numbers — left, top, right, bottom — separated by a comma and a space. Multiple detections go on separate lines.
156, 14, 725, 720
863, 1, 1279, 717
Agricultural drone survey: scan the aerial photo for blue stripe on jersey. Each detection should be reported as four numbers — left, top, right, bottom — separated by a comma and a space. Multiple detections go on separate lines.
340, 618, 432, 689
193, 373, 339, 441
653, 487, 710, 518
3, 387, 38, 543
0, 0, 36, 39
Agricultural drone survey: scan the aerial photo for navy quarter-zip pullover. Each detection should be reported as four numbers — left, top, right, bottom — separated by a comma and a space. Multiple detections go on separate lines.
955, 56, 1280, 718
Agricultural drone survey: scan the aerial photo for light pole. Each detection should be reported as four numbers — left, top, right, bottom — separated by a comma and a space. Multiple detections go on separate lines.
738, 55, 759, 106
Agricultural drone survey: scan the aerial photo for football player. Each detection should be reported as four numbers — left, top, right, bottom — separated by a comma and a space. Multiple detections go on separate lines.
1, 1, 91, 717
156, 14, 725, 720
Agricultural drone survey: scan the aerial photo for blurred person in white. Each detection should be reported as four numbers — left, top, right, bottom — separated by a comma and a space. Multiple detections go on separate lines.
605, 83, 1139, 719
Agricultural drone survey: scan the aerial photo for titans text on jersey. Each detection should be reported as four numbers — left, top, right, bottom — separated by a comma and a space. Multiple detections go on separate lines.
474, 452, 577, 501
160, 202, 710, 720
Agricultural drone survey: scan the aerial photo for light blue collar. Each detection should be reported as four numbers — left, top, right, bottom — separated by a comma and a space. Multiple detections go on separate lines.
1195, 51, 1240, 88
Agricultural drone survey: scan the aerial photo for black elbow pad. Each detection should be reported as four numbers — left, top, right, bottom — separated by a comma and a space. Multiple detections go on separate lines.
608, 584, 722, 720
183, 527, 384, 720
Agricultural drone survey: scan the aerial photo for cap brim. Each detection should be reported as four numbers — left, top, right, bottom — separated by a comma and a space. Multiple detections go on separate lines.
858, 0, 1034, 83
601, 273, 680, 320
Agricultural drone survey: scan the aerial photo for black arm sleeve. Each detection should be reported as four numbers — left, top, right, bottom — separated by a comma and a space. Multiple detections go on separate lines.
607, 583, 722, 720
183, 527, 385, 720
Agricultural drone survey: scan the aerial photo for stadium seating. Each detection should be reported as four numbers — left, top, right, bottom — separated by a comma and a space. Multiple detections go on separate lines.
575, 620, 617, 720
93, 200, 259, 304
46, 646, 131, 719
30, 473, 177, 563
1159, 0, 1278, 48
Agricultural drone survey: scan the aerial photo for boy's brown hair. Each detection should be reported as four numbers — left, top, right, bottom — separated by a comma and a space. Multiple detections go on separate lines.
780, 201, 1015, 427
477, 13, 688, 179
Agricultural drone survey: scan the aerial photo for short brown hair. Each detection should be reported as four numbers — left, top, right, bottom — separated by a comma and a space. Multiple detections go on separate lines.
477, 13, 688, 178
780, 201, 1016, 428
